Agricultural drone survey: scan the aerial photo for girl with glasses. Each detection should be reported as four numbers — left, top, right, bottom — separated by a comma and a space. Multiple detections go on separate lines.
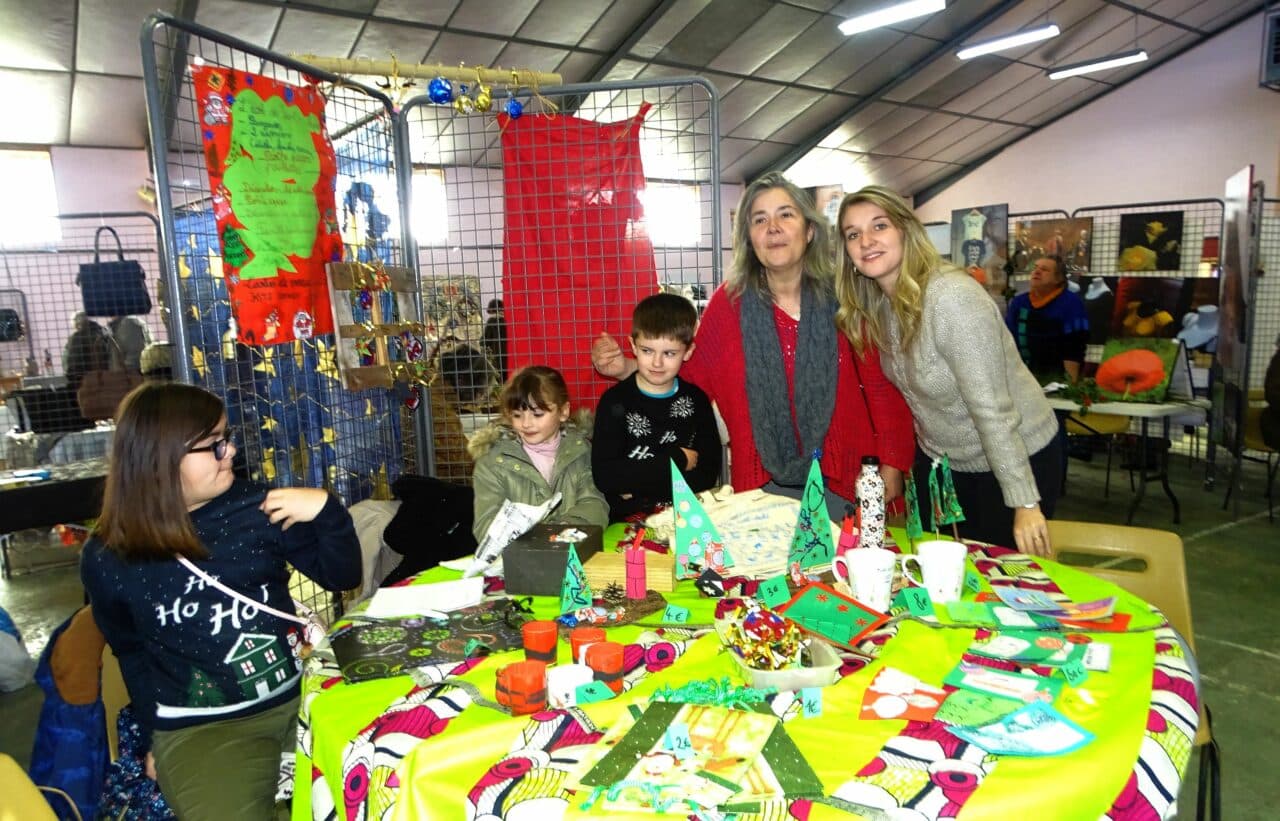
80, 383, 361, 819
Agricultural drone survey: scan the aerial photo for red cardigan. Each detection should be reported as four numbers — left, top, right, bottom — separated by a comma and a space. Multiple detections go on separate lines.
681, 284, 915, 502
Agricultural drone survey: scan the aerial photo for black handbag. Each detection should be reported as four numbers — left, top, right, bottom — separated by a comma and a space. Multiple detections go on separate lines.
0, 307, 23, 342
77, 227, 152, 317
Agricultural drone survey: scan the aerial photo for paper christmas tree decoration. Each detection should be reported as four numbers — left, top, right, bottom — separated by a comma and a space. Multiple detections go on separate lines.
788, 459, 835, 570
927, 455, 965, 531
670, 460, 733, 579
559, 545, 592, 614
904, 467, 924, 542
775, 582, 890, 650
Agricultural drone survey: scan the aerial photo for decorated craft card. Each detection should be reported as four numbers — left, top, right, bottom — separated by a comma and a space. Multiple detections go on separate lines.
947, 701, 1095, 756
788, 460, 835, 570
192, 66, 340, 346
943, 660, 1063, 703
671, 461, 733, 578
859, 667, 947, 722
775, 582, 889, 650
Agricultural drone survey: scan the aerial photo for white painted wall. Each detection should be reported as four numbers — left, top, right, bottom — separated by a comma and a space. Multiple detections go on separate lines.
50, 147, 154, 215
915, 12, 1280, 222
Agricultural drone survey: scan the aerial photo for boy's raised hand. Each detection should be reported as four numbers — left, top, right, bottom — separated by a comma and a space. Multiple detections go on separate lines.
680, 447, 699, 470
261, 487, 329, 530
591, 332, 635, 379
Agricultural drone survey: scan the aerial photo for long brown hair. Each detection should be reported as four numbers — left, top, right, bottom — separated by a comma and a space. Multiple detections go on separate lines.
94, 383, 226, 560
500, 365, 570, 416
726, 171, 833, 298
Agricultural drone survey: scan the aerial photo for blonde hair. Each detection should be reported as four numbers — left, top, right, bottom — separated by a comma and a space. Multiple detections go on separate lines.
835, 185, 959, 354
726, 172, 834, 297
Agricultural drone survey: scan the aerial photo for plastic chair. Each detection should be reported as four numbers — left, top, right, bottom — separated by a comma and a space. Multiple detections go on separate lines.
1047, 520, 1220, 821
0, 752, 77, 821
1063, 412, 1131, 497
1240, 399, 1277, 523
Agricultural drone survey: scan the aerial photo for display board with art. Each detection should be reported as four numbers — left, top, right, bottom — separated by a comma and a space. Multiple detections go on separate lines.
1077, 276, 1219, 348
1011, 217, 1093, 275
1092, 338, 1183, 402
951, 203, 1009, 301
192, 66, 341, 346
1116, 211, 1184, 272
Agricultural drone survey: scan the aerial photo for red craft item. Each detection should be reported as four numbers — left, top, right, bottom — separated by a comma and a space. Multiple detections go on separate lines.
584, 641, 625, 694
495, 661, 547, 715
569, 626, 606, 664
522, 620, 559, 664
625, 545, 647, 600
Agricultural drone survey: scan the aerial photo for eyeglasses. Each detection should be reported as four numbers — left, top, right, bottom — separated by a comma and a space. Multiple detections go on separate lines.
188, 428, 236, 461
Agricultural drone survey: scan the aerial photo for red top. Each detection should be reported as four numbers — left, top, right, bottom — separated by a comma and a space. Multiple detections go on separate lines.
680, 284, 915, 501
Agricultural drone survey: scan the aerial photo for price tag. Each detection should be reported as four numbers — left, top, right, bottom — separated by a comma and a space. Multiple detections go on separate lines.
662, 603, 691, 624
663, 722, 694, 759
1060, 659, 1089, 687
897, 587, 933, 617
964, 569, 982, 593
800, 687, 823, 717
757, 576, 791, 608
574, 681, 614, 704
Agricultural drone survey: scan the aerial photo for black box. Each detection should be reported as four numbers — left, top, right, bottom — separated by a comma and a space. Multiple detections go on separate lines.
503, 523, 604, 597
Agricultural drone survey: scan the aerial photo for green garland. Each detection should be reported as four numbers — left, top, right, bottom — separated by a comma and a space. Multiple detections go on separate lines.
1057, 377, 1102, 415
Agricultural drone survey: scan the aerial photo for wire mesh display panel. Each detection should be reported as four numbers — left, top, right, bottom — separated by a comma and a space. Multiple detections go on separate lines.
399, 78, 720, 480
1251, 199, 1280, 397
1005, 209, 1072, 285
142, 15, 417, 615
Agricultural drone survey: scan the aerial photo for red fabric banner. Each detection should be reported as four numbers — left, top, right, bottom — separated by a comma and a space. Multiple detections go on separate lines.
499, 104, 658, 411
193, 67, 341, 345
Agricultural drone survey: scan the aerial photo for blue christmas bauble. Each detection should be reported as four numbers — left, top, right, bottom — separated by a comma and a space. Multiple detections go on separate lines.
505, 98, 524, 119
427, 77, 453, 104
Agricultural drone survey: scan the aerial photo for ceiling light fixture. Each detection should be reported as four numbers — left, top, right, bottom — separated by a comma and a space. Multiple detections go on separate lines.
1046, 48, 1148, 80
956, 23, 1060, 59
838, 0, 946, 36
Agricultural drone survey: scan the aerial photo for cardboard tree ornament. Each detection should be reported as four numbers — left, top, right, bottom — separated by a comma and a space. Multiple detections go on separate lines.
787, 459, 835, 570
927, 455, 966, 532
559, 545, 593, 615
904, 467, 925, 543
670, 460, 733, 579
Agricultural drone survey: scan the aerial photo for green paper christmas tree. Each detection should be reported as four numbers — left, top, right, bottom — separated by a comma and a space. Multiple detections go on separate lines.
788, 459, 835, 570
559, 544, 592, 614
221, 225, 249, 269
670, 459, 733, 579
936, 454, 965, 525
904, 467, 924, 542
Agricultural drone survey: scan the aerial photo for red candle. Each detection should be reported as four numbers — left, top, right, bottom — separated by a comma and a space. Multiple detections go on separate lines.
495, 661, 547, 715
585, 641, 625, 694
569, 626, 606, 664
522, 620, 559, 664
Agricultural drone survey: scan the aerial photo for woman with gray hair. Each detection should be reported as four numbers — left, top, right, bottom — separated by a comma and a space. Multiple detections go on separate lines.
592, 172, 914, 509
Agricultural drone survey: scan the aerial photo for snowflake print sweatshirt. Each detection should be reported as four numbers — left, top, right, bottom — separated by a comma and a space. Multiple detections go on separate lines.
591, 374, 722, 520
81, 479, 361, 734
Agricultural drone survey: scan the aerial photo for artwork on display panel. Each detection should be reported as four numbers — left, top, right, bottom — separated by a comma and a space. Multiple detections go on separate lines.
1078, 276, 1219, 348
1010, 218, 1093, 276
1117, 211, 1184, 272
950, 203, 1009, 301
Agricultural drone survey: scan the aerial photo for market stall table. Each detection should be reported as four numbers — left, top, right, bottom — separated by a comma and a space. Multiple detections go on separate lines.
0, 458, 106, 577
292, 529, 1198, 821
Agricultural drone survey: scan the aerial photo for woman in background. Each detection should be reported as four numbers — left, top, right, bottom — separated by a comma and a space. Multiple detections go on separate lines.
835, 186, 1061, 555
81, 383, 361, 819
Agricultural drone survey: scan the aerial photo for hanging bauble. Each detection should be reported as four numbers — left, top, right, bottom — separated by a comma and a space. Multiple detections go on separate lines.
427, 77, 453, 104
358, 288, 373, 309
404, 385, 422, 411
505, 98, 524, 119
454, 94, 476, 114
473, 83, 492, 112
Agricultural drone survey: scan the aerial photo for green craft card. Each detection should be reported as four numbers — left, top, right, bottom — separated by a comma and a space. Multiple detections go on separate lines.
662, 603, 691, 624
1060, 659, 1089, 687
896, 587, 934, 617
946, 601, 994, 624
964, 568, 982, 593
757, 576, 791, 609
575, 681, 615, 704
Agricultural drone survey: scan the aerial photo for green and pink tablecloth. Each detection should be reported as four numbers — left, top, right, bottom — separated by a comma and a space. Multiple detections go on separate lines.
292, 530, 1198, 821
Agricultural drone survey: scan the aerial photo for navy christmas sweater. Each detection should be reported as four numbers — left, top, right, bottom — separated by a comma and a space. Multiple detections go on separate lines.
81, 480, 360, 733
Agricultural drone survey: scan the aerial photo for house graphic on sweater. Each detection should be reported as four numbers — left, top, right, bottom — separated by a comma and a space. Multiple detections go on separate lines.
224, 632, 293, 699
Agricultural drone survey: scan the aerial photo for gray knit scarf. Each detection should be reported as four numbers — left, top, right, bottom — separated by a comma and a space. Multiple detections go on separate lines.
739, 278, 838, 486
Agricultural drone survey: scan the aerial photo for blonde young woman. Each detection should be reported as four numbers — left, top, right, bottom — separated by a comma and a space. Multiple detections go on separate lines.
835, 186, 1061, 556
592, 173, 914, 511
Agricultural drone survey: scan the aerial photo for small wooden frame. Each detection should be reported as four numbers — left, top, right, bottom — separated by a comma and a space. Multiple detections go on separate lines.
325, 262, 422, 390
584, 550, 677, 593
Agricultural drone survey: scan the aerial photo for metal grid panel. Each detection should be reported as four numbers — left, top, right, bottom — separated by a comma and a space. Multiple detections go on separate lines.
0, 212, 169, 389
400, 77, 720, 481
142, 15, 417, 617
1251, 199, 1280, 394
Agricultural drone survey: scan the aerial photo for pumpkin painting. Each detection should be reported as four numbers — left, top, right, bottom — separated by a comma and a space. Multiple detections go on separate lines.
1095, 348, 1167, 398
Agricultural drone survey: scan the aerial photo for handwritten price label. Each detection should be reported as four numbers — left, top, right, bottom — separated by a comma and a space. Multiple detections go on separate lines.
1061, 660, 1089, 687
574, 681, 614, 704
663, 722, 694, 759
801, 687, 823, 717
964, 569, 982, 593
757, 576, 791, 608
662, 603, 691, 623
899, 587, 933, 617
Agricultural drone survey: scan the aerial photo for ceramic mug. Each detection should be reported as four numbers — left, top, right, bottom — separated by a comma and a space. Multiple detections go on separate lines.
832, 547, 896, 612
900, 540, 966, 603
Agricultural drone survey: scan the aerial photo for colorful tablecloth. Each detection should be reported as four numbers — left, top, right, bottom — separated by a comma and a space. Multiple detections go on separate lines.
292, 533, 1198, 821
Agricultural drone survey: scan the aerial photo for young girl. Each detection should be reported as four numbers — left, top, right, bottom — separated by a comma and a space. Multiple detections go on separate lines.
468, 365, 608, 541
80, 383, 361, 819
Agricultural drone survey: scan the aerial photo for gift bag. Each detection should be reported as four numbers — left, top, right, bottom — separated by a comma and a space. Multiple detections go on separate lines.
77, 226, 152, 317
77, 369, 143, 421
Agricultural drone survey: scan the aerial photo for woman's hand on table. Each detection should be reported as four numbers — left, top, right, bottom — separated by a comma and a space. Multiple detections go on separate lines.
1013, 505, 1051, 556
591, 332, 636, 379
261, 487, 329, 530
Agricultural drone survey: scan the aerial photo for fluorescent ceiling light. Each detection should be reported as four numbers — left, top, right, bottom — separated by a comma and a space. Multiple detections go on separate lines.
956, 23, 1060, 59
1047, 48, 1148, 80
839, 0, 946, 36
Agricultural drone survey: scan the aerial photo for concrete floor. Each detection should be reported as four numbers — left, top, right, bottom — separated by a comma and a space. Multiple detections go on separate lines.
1, 443, 1277, 819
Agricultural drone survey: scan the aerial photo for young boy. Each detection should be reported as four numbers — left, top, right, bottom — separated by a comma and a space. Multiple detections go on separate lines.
592, 292, 722, 521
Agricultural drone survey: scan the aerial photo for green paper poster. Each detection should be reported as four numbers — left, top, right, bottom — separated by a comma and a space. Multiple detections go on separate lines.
670, 460, 733, 578
788, 459, 834, 569
559, 544, 592, 614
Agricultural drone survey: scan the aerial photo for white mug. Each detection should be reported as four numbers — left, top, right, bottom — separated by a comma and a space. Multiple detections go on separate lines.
832, 547, 896, 612
900, 540, 966, 604
546, 663, 594, 709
